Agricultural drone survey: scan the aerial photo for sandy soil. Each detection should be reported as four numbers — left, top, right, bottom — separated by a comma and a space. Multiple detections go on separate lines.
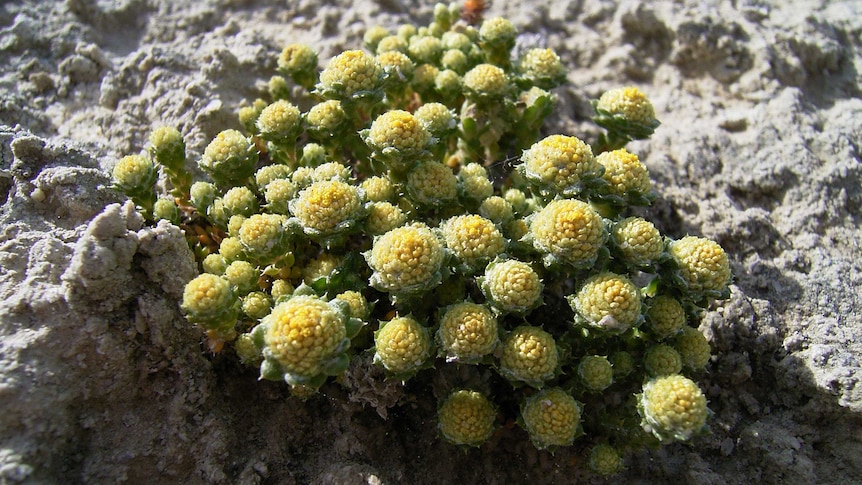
1, 0, 860, 483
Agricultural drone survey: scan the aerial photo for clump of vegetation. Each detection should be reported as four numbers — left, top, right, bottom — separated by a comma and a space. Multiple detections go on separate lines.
113, 1, 731, 476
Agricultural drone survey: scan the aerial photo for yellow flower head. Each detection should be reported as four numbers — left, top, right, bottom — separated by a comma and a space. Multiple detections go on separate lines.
480, 259, 543, 314
669, 236, 731, 294
612, 217, 663, 265
318, 50, 383, 99
278, 44, 317, 75
256, 100, 302, 144
366, 109, 431, 154
365, 201, 408, 235
290, 180, 363, 237
643, 344, 683, 377
367, 223, 445, 295
646, 295, 686, 339
597, 86, 656, 125
440, 215, 506, 270
374, 316, 431, 375
577, 355, 614, 392
571, 272, 642, 332
262, 295, 347, 379
521, 134, 601, 195
521, 387, 581, 450
518, 48, 566, 89
437, 302, 498, 362
639, 375, 708, 442
376, 50, 415, 83
414, 102, 457, 136
112, 154, 157, 194
675, 327, 711, 371
596, 149, 652, 197
305, 100, 348, 137
438, 390, 497, 447
589, 444, 623, 477
530, 199, 605, 268
199, 129, 258, 184
499, 325, 558, 387
406, 161, 458, 207
360, 176, 396, 202
182, 273, 236, 323
463, 63, 509, 99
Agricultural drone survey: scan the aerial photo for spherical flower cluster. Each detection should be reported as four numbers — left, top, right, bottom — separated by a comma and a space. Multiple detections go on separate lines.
440, 48, 468, 73
438, 390, 497, 447
364, 110, 432, 169
480, 259, 543, 314
360, 176, 395, 202
238, 213, 290, 264
181, 273, 239, 335
373, 316, 432, 375
596, 86, 657, 126
264, 178, 296, 215
478, 196, 514, 225
256, 100, 302, 145
459, 172, 494, 201
643, 344, 683, 377
596, 149, 652, 199
463, 64, 509, 100
408, 35, 443, 64
570, 272, 642, 332
218, 236, 245, 262
189, 181, 217, 213
376, 35, 408, 54
289, 180, 363, 238
242, 291, 272, 320
518, 48, 566, 89
255, 164, 292, 191
646, 295, 686, 338
589, 444, 623, 477
520, 134, 602, 196
258, 295, 349, 385
224, 260, 259, 296
414, 102, 456, 137
434, 69, 461, 100
305, 100, 348, 140
612, 217, 663, 265
302, 253, 341, 286
376, 51, 415, 85
222, 186, 259, 217
112, 154, 157, 195
499, 325, 559, 387
577, 355, 614, 392
521, 387, 581, 450
439, 214, 505, 272
335, 290, 370, 320
149, 126, 185, 171
318, 50, 383, 100
638, 375, 708, 442
437, 302, 498, 363
363, 26, 390, 52
278, 44, 317, 76
675, 327, 711, 371
199, 129, 258, 185
668, 236, 731, 294
366, 223, 445, 296
365, 201, 407, 235
478, 17, 517, 50
530, 199, 606, 269
312, 162, 351, 182
406, 161, 458, 207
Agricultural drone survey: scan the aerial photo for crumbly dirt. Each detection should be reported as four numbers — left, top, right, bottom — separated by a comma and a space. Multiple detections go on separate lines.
1, 0, 860, 483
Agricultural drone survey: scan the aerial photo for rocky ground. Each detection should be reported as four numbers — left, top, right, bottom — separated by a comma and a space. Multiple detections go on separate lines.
1, 0, 860, 483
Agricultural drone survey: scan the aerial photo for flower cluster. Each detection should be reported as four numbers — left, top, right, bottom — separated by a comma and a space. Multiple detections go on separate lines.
112, 2, 733, 475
